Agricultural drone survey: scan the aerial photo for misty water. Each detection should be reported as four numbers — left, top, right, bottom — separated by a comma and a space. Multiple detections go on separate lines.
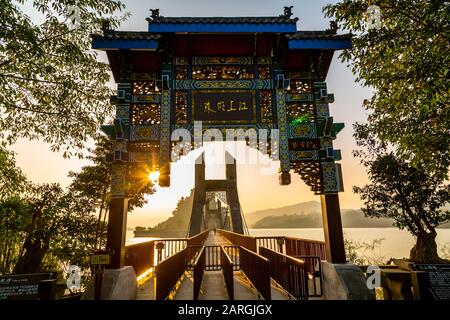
127, 228, 450, 262
249, 228, 450, 262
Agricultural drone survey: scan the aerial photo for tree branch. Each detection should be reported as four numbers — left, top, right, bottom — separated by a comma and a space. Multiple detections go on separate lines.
1, 102, 73, 116
381, 0, 445, 35
0, 74, 69, 85
0, 28, 81, 69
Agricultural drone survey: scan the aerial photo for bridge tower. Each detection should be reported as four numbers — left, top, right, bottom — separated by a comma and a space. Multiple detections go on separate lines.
188, 152, 245, 236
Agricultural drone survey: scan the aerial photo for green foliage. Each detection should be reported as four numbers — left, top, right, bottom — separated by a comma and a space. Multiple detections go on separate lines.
0, 196, 29, 273
139, 191, 194, 237
0, 146, 28, 198
353, 150, 450, 237
0, 0, 128, 157
352, 131, 450, 262
345, 236, 387, 265
324, 0, 450, 175
0, 134, 153, 280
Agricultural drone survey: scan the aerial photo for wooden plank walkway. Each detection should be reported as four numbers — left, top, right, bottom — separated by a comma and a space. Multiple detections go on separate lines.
136, 231, 290, 300
175, 231, 289, 300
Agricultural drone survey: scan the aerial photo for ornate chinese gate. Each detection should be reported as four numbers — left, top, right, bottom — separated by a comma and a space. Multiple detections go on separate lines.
92, 7, 351, 268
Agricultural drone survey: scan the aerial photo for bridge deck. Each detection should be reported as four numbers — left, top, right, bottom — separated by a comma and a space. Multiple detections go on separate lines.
136, 231, 290, 300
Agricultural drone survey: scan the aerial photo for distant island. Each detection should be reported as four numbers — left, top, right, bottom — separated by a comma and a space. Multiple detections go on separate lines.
134, 189, 194, 238
251, 210, 393, 228
134, 197, 450, 236
246, 201, 450, 229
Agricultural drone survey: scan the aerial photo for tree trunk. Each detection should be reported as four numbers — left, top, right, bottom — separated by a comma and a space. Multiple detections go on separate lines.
410, 230, 444, 264
14, 238, 48, 273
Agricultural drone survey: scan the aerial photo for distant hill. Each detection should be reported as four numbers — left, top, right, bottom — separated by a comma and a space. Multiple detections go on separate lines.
247, 202, 450, 229
135, 198, 450, 235
134, 189, 194, 237
244, 201, 321, 226
252, 209, 393, 228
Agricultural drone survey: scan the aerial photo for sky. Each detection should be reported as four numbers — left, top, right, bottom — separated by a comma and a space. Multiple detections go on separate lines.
11, 0, 373, 228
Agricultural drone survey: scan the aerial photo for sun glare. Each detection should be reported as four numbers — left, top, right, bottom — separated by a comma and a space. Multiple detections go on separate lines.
149, 171, 160, 183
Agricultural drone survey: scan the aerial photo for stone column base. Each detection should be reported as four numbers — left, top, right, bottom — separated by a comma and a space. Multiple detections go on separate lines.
82, 266, 137, 300
321, 261, 375, 300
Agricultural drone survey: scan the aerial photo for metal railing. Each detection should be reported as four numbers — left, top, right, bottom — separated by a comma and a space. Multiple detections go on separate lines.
155, 238, 187, 263
155, 230, 210, 264
204, 245, 222, 271
217, 229, 257, 252
187, 245, 240, 271
239, 246, 271, 300
259, 246, 308, 300
221, 246, 234, 300
223, 245, 241, 271
255, 236, 285, 253
155, 248, 187, 300
255, 236, 324, 297
297, 255, 322, 297
285, 237, 326, 260
193, 247, 206, 300
218, 230, 326, 261
125, 240, 155, 276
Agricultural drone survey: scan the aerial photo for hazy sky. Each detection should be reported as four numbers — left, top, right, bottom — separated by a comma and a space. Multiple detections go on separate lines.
11, 0, 373, 227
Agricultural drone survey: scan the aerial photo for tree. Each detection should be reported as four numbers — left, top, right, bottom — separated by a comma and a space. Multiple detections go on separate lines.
0, 146, 28, 198
1, 133, 154, 277
353, 132, 450, 263
0, 146, 29, 273
68, 133, 155, 248
324, 0, 450, 175
0, 196, 29, 274
13, 183, 68, 273
0, 0, 127, 157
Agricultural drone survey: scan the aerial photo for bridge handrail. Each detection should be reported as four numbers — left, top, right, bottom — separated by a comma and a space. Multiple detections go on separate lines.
255, 236, 326, 260
284, 237, 326, 260
216, 229, 257, 252
187, 229, 210, 246
124, 239, 155, 277
155, 247, 187, 300
221, 246, 234, 300
259, 246, 308, 300
192, 246, 206, 300
239, 246, 271, 300
152, 230, 210, 264
217, 229, 326, 260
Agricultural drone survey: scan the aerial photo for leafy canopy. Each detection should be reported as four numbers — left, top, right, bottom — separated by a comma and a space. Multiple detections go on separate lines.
352, 130, 450, 237
324, 0, 450, 175
0, 0, 127, 157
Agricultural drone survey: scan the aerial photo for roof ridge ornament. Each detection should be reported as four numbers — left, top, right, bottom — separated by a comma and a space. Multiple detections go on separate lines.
327, 21, 338, 34
101, 19, 113, 34
281, 6, 294, 18
150, 8, 163, 20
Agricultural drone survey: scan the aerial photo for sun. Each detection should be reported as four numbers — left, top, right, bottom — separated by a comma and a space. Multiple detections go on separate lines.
148, 171, 160, 183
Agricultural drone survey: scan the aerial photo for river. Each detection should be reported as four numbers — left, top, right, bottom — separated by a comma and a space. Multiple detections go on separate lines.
126, 228, 450, 262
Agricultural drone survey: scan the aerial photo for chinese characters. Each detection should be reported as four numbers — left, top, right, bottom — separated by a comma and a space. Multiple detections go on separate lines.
203, 99, 249, 113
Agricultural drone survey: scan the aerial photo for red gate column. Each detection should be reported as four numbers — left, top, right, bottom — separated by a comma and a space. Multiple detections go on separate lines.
106, 196, 129, 269
321, 193, 346, 263
105, 120, 130, 269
